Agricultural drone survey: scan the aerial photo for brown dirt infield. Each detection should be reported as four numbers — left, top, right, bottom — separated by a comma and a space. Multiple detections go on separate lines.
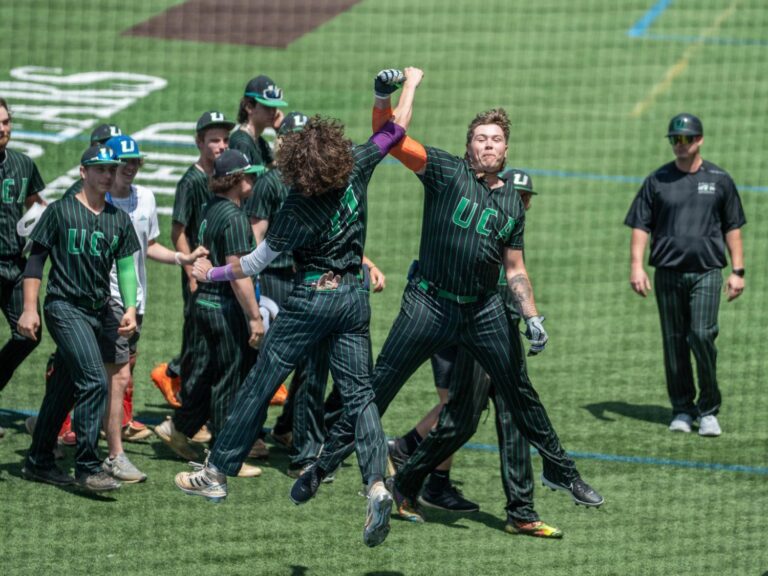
124, 0, 362, 48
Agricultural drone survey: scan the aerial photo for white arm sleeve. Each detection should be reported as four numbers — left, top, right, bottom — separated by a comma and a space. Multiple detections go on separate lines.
240, 240, 282, 277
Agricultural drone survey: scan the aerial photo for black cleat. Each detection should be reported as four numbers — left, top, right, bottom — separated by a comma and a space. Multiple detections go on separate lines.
386, 438, 409, 477
22, 464, 75, 487
289, 462, 325, 505
542, 475, 604, 507
418, 483, 479, 513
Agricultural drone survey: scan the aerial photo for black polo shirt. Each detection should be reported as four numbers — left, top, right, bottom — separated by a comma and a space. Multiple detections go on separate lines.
624, 160, 746, 272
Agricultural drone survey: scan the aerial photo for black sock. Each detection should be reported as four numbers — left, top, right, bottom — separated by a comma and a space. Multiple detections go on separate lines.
427, 469, 450, 491
400, 429, 423, 455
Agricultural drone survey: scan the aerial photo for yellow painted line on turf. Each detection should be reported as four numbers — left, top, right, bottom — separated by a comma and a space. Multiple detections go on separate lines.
630, 0, 740, 118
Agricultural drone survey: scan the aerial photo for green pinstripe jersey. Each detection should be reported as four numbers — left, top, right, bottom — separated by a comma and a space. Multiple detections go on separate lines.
417, 147, 526, 295
266, 142, 382, 274
229, 128, 273, 169
0, 149, 45, 257
63, 179, 83, 198
244, 168, 293, 270
197, 196, 255, 300
171, 164, 210, 250
30, 195, 140, 304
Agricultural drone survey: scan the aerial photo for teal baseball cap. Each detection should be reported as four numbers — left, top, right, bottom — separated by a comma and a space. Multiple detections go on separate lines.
106, 135, 146, 160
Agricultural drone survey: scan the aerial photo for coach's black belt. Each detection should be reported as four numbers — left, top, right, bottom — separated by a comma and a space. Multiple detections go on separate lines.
416, 279, 484, 304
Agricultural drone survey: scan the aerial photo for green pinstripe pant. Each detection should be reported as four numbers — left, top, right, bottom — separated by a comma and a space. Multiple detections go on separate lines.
260, 267, 329, 468
174, 297, 258, 438
209, 282, 386, 482
317, 281, 579, 497
168, 270, 195, 379
429, 335, 539, 523
26, 298, 108, 475
654, 267, 723, 417
0, 258, 41, 391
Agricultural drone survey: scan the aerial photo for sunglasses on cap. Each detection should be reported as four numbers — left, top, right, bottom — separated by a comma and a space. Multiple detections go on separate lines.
668, 135, 698, 145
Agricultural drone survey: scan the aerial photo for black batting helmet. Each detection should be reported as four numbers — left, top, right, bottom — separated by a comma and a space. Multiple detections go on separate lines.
666, 113, 703, 137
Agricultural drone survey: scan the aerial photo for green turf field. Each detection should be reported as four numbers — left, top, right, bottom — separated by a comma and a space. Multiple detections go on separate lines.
1, 1, 767, 574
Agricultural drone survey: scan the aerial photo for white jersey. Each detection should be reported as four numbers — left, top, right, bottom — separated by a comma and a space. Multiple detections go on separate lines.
108, 184, 160, 314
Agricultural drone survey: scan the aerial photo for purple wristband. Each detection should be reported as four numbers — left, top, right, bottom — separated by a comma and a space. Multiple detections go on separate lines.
369, 121, 406, 156
208, 264, 237, 282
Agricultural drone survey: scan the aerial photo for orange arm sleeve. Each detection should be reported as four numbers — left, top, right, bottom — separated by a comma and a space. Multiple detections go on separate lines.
372, 107, 427, 172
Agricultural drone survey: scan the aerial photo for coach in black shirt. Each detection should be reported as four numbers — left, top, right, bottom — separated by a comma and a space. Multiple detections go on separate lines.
624, 113, 745, 438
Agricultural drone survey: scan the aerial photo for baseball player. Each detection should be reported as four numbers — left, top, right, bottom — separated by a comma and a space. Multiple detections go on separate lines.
157, 149, 264, 478
230, 75, 287, 169
62, 124, 123, 198
98, 135, 208, 483
304, 69, 604, 519
0, 98, 47, 440
388, 170, 563, 537
174, 70, 423, 548
152, 111, 233, 442
625, 113, 746, 437
18, 144, 140, 493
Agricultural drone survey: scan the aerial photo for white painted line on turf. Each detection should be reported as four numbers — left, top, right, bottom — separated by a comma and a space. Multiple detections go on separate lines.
630, 0, 741, 118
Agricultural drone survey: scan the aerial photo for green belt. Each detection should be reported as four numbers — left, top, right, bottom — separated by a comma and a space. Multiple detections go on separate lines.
300, 270, 363, 284
417, 279, 480, 304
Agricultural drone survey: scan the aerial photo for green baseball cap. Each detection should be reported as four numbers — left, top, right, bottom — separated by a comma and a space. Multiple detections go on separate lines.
500, 168, 537, 195
244, 75, 288, 107
213, 149, 265, 178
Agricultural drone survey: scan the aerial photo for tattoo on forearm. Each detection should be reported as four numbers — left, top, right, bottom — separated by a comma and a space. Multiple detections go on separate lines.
507, 273, 537, 318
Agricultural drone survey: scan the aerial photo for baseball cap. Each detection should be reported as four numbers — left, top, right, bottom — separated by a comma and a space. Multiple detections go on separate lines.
106, 135, 146, 160
244, 75, 288, 108
278, 112, 309, 136
90, 124, 122, 145
666, 113, 703, 137
500, 168, 537, 195
81, 144, 121, 166
196, 111, 236, 133
212, 149, 266, 178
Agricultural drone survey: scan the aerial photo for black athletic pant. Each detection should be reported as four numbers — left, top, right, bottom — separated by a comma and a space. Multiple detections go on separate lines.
0, 259, 41, 391
654, 268, 723, 417
317, 282, 578, 497
26, 299, 108, 476
209, 281, 386, 483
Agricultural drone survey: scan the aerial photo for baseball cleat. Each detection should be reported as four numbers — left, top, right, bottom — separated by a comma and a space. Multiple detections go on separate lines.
175, 453, 228, 502
387, 477, 425, 523
698, 415, 722, 437
505, 519, 563, 539
290, 462, 325, 505
669, 413, 694, 433
363, 483, 393, 547
103, 453, 147, 483
155, 416, 199, 461
122, 420, 154, 442
22, 464, 75, 487
269, 429, 293, 449
237, 462, 263, 478
418, 483, 479, 513
541, 475, 604, 507
248, 438, 270, 459
150, 363, 182, 408
189, 424, 212, 444
75, 470, 122, 493
386, 438, 409, 477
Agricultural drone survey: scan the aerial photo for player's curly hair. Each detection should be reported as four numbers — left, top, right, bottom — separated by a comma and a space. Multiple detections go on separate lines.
465, 108, 510, 146
209, 172, 245, 195
277, 115, 354, 197
237, 97, 256, 125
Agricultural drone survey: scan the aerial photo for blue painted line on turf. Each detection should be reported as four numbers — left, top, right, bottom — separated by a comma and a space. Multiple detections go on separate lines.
462, 441, 768, 476
640, 33, 768, 46
628, 0, 674, 37
2, 408, 766, 476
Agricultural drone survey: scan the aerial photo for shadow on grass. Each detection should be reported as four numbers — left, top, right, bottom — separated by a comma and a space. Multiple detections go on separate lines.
582, 401, 670, 426
0, 458, 118, 502
395, 508, 507, 533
